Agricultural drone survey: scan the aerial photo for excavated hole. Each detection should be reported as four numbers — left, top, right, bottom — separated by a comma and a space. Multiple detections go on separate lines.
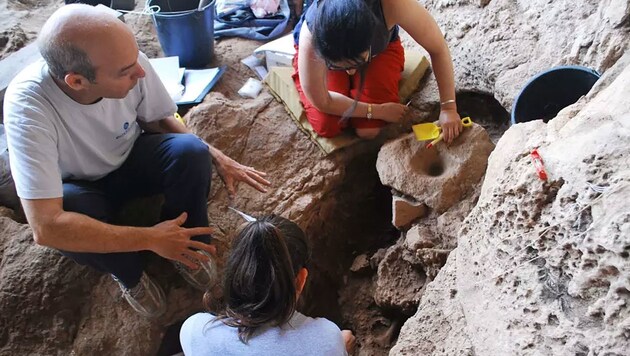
428, 162, 444, 176
410, 147, 446, 177
158, 94, 507, 355
456, 91, 510, 144
300, 153, 421, 355
157, 150, 400, 355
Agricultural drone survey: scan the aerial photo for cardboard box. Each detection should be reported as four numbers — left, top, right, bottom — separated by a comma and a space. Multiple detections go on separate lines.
265, 51, 294, 71
253, 34, 296, 72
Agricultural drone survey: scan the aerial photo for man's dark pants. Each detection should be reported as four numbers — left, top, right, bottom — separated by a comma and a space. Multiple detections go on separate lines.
60, 133, 212, 289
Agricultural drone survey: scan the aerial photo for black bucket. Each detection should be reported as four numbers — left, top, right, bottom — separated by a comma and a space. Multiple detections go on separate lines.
149, 0, 215, 68
511, 65, 600, 124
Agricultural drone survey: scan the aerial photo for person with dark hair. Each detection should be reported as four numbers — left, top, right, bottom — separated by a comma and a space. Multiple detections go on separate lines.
292, 0, 463, 141
3, 4, 271, 318
180, 215, 355, 355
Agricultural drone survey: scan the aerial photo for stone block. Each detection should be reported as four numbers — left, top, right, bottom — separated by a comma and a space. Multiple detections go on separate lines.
404, 224, 435, 251
376, 124, 495, 213
350, 254, 370, 274
392, 196, 427, 229
374, 243, 426, 315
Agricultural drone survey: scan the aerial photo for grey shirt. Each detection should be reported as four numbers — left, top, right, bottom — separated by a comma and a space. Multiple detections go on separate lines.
180, 312, 348, 356
3, 52, 176, 199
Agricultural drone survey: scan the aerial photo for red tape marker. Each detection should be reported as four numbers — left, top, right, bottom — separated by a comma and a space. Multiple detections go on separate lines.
530, 148, 548, 181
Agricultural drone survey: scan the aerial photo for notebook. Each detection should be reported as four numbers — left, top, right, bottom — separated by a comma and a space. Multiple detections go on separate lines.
149, 56, 226, 106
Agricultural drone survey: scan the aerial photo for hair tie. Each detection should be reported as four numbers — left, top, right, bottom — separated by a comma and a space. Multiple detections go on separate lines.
229, 207, 257, 222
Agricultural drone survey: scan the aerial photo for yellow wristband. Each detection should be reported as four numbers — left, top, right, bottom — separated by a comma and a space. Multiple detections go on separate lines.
367, 103, 373, 120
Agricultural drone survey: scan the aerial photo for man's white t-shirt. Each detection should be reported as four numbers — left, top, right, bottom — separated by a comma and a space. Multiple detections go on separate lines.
3, 52, 177, 200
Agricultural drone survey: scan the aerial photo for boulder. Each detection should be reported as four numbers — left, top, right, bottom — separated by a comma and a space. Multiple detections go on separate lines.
404, 224, 435, 251
374, 242, 426, 315
350, 254, 371, 274
377, 124, 494, 213
392, 196, 427, 229
393, 56, 630, 356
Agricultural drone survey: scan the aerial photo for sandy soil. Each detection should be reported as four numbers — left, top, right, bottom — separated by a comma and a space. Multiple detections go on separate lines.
0, 0, 63, 59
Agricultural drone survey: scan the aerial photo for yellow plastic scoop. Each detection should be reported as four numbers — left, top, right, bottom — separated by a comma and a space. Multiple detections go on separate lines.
412, 117, 473, 141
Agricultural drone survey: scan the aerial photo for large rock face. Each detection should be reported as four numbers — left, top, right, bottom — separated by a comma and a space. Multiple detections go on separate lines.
404, 0, 630, 111
392, 56, 630, 355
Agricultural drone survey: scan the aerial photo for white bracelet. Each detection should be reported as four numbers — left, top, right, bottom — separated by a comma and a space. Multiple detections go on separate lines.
440, 99, 456, 106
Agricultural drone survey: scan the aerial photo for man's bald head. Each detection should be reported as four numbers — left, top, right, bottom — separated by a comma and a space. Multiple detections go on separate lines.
38, 4, 134, 83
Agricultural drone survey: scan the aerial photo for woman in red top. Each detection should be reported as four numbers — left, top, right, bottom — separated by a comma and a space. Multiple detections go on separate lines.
292, 0, 463, 141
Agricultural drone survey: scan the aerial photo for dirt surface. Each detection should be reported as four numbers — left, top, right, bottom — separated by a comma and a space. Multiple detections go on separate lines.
0, 0, 62, 60
0, 0, 628, 355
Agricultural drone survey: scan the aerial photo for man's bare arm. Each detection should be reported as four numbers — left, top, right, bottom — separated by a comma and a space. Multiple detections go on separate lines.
22, 198, 215, 269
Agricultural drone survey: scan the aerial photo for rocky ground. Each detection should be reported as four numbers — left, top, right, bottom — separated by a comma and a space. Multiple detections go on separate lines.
0, 0, 628, 355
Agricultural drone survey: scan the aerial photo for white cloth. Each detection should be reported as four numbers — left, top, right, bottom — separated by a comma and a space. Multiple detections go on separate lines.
3, 52, 176, 199
180, 312, 348, 356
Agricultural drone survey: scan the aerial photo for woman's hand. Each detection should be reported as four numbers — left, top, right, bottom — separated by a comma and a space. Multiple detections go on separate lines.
375, 102, 408, 123
438, 108, 463, 143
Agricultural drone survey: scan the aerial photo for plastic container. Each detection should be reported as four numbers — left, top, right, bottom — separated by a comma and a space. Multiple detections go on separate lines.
149, 0, 215, 68
511, 65, 600, 124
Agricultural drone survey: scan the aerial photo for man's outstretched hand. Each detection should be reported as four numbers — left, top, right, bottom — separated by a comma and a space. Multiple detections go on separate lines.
213, 150, 271, 199
149, 212, 216, 269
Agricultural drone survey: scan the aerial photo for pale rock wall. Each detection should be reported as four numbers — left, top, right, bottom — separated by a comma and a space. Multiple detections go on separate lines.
393, 51, 630, 356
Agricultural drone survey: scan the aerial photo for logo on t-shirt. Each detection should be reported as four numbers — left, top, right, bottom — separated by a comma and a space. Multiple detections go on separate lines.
116, 121, 132, 140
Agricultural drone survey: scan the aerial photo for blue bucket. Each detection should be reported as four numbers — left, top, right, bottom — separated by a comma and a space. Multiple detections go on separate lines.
149, 0, 215, 68
511, 65, 600, 124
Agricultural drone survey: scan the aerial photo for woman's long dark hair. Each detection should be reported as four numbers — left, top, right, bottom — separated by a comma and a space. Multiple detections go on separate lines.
312, 0, 377, 64
211, 215, 311, 343
312, 0, 379, 122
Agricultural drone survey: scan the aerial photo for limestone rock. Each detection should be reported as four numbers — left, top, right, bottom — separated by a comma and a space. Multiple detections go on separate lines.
402, 0, 630, 111
435, 184, 481, 249
377, 124, 494, 213
392, 196, 427, 229
478, 0, 491, 7
370, 248, 389, 270
393, 56, 630, 355
604, 0, 630, 28
350, 254, 370, 274
416, 248, 451, 280
374, 242, 426, 315
391, 251, 473, 355
404, 224, 435, 251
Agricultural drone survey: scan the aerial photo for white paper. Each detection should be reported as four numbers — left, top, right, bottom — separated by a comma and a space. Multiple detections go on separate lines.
253, 33, 296, 56
179, 68, 221, 104
149, 56, 185, 100
149, 57, 182, 87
